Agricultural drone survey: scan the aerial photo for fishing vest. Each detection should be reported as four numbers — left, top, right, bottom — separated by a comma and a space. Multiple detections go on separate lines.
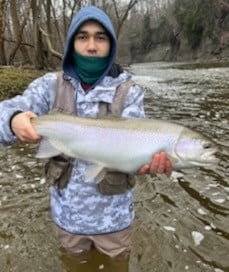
44, 71, 136, 195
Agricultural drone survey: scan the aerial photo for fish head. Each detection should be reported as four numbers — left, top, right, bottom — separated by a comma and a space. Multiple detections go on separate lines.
174, 128, 219, 168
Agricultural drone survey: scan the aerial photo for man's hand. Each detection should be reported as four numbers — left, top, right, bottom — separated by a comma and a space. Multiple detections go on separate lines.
11, 111, 41, 143
138, 152, 172, 177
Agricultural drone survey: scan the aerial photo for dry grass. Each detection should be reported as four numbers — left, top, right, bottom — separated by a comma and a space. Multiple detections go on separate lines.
0, 67, 45, 100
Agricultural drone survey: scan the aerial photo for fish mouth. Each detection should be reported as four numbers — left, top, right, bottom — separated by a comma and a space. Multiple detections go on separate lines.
176, 146, 219, 167
203, 147, 218, 157
189, 148, 219, 166
190, 158, 219, 167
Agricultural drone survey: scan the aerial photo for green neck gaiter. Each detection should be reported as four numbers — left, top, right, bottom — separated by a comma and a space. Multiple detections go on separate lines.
73, 51, 109, 85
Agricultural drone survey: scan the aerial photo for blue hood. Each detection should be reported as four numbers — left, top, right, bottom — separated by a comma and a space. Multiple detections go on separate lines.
62, 6, 117, 84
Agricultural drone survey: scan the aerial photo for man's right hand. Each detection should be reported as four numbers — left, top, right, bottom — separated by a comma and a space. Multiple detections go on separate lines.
11, 111, 41, 143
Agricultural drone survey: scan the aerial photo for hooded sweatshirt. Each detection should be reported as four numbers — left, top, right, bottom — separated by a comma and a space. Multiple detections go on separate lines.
62, 5, 117, 85
0, 6, 145, 235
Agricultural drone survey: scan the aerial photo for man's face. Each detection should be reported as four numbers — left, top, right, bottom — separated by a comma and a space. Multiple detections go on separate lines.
74, 20, 110, 57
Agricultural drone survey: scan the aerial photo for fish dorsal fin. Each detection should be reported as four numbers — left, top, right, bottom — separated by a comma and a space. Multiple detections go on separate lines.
84, 164, 107, 183
36, 139, 61, 158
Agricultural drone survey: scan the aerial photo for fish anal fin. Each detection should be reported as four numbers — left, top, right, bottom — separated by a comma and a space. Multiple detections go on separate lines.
84, 164, 107, 183
36, 139, 61, 158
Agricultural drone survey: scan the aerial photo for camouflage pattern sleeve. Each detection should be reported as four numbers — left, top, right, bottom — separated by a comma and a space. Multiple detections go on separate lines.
0, 73, 57, 145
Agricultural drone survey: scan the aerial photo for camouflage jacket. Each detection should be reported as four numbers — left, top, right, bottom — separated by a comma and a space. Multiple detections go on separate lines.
0, 71, 145, 234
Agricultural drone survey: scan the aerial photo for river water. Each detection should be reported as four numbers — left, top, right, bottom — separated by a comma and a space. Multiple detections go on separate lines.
0, 62, 228, 272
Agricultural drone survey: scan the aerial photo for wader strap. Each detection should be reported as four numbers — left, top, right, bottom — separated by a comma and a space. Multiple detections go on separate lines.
53, 71, 75, 114
98, 79, 135, 117
53, 72, 134, 116
110, 80, 135, 115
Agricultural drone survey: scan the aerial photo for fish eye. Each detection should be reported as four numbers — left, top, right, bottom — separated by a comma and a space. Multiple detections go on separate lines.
203, 143, 212, 149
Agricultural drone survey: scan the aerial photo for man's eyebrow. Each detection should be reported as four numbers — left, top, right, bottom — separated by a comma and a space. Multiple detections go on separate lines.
76, 30, 108, 35
96, 31, 108, 35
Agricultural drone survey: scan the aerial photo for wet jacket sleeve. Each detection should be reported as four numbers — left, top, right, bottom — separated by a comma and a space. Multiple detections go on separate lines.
122, 84, 145, 118
0, 72, 57, 145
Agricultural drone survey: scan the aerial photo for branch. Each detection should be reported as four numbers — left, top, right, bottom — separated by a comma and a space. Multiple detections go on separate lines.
4, 37, 33, 47
39, 27, 62, 60
122, 0, 138, 25
114, 0, 138, 38
112, 0, 120, 21
219, 0, 229, 9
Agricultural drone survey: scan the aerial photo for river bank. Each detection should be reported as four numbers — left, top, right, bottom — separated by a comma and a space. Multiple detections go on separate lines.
1, 60, 229, 101
0, 67, 45, 100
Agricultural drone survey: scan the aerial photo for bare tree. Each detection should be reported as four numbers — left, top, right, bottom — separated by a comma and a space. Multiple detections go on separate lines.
111, 0, 138, 38
50, 2, 64, 52
46, 0, 52, 62
63, 0, 81, 28
39, 27, 62, 60
8, 0, 31, 64
2, 0, 225, 69
31, 0, 45, 69
0, 0, 6, 65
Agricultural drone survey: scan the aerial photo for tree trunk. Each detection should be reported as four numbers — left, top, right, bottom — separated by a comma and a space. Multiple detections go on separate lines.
31, 0, 45, 69
44, 0, 53, 67
8, 0, 30, 65
0, 0, 6, 65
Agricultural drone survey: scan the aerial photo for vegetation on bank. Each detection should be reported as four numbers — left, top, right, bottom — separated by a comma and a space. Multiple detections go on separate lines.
127, 0, 229, 62
0, 67, 44, 100
174, 0, 215, 49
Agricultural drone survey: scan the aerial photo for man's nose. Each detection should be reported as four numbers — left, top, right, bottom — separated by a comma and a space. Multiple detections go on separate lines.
87, 37, 97, 52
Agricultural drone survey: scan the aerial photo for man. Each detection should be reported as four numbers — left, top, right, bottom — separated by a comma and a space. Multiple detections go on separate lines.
0, 5, 172, 271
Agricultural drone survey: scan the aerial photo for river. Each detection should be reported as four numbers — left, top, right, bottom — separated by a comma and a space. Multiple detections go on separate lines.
0, 62, 228, 272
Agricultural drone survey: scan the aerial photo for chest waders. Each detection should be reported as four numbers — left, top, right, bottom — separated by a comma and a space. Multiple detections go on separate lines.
44, 72, 136, 195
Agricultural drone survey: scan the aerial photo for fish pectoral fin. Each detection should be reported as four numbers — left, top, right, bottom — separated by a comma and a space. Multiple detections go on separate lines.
36, 139, 61, 158
84, 164, 107, 183
167, 154, 178, 165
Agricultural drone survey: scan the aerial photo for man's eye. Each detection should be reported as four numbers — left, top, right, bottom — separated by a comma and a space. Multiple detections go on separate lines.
97, 35, 108, 41
76, 35, 87, 40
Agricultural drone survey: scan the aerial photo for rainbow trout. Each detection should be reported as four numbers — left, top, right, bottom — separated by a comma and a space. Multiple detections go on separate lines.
32, 113, 218, 182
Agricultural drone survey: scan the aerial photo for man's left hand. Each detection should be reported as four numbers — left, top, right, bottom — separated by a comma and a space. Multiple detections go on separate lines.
138, 152, 172, 177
